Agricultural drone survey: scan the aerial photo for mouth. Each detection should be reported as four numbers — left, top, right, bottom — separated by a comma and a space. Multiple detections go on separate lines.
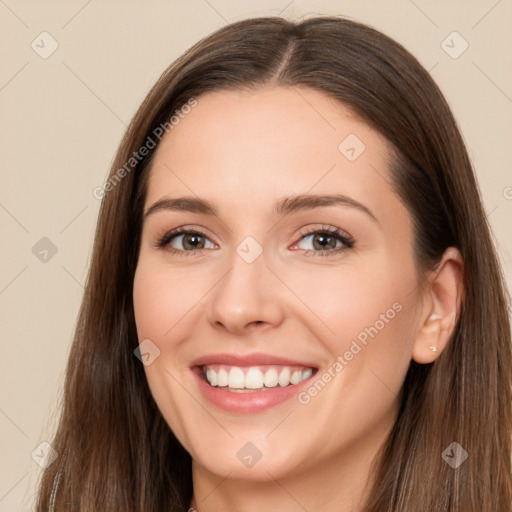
190, 354, 318, 413
201, 364, 314, 392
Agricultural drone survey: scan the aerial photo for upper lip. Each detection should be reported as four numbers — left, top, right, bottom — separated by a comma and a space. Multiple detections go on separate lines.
190, 353, 317, 368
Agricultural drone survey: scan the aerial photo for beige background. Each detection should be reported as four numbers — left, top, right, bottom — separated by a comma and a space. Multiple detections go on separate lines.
1, 1, 511, 509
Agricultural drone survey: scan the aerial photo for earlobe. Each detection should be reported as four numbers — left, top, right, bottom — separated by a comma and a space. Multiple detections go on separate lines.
412, 312, 457, 363
412, 319, 441, 364
411, 247, 463, 364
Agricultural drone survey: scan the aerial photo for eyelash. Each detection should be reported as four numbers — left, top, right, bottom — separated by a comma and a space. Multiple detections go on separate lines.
153, 225, 355, 258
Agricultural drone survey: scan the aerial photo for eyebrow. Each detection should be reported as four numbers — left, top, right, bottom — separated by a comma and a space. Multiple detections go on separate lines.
143, 193, 378, 223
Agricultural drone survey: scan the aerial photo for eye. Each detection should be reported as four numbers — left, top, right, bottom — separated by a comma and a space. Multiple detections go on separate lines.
291, 225, 354, 257
153, 224, 354, 258
153, 227, 217, 256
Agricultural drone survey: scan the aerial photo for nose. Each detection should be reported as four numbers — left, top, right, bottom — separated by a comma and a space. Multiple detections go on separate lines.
206, 249, 285, 336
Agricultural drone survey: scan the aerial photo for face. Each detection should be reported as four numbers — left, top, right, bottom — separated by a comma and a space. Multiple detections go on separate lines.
133, 87, 424, 483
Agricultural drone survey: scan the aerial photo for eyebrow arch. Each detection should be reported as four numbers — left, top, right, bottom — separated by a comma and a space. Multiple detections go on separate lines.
143, 193, 378, 223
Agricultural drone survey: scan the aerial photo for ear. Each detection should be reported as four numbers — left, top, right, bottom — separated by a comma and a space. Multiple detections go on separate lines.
412, 247, 464, 364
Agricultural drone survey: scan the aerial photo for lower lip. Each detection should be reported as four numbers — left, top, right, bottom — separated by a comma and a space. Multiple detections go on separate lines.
192, 367, 314, 413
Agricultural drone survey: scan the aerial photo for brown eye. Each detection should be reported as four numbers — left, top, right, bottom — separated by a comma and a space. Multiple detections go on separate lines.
310, 232, 338, 251
176, 233, 206, 250
155, 228, 217, 255
292, 227, 354, 257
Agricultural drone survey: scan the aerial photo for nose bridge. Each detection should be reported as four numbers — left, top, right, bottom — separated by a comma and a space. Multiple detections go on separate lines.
206, 239, 283, 332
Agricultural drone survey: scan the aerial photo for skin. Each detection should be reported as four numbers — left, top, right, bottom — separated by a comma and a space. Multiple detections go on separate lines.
132, 87, 463, 512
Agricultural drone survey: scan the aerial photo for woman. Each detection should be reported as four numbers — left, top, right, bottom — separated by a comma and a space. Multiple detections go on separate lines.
36, 16, 512, 512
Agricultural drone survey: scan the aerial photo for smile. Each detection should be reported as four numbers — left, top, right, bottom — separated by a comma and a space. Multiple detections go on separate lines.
203, 364, 314, 391
191, 353, 318, 412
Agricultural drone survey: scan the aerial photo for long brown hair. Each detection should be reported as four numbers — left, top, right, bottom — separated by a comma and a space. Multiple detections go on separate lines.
36, 16, 512, 511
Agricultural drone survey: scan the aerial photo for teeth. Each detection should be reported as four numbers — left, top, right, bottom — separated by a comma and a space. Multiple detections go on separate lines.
217, 368, 228, 387
206, 368, 217, 386
264, 368, 279, 387
245, 368, 264, 389
290, 369, 302, 385
228, 367, 245, 389
278, 368, 291, 387
203, 365, 314, 390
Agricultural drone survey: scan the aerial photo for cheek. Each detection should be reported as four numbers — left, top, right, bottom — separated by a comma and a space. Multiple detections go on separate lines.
133, 260, 204, 340
133, 282, 172, 338
282, 261, 408, 345
286, 257, 417, 391
133, 262, 200, 447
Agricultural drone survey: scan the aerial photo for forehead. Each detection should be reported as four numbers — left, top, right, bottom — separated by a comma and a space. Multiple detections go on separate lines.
144, 86, 404, 225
